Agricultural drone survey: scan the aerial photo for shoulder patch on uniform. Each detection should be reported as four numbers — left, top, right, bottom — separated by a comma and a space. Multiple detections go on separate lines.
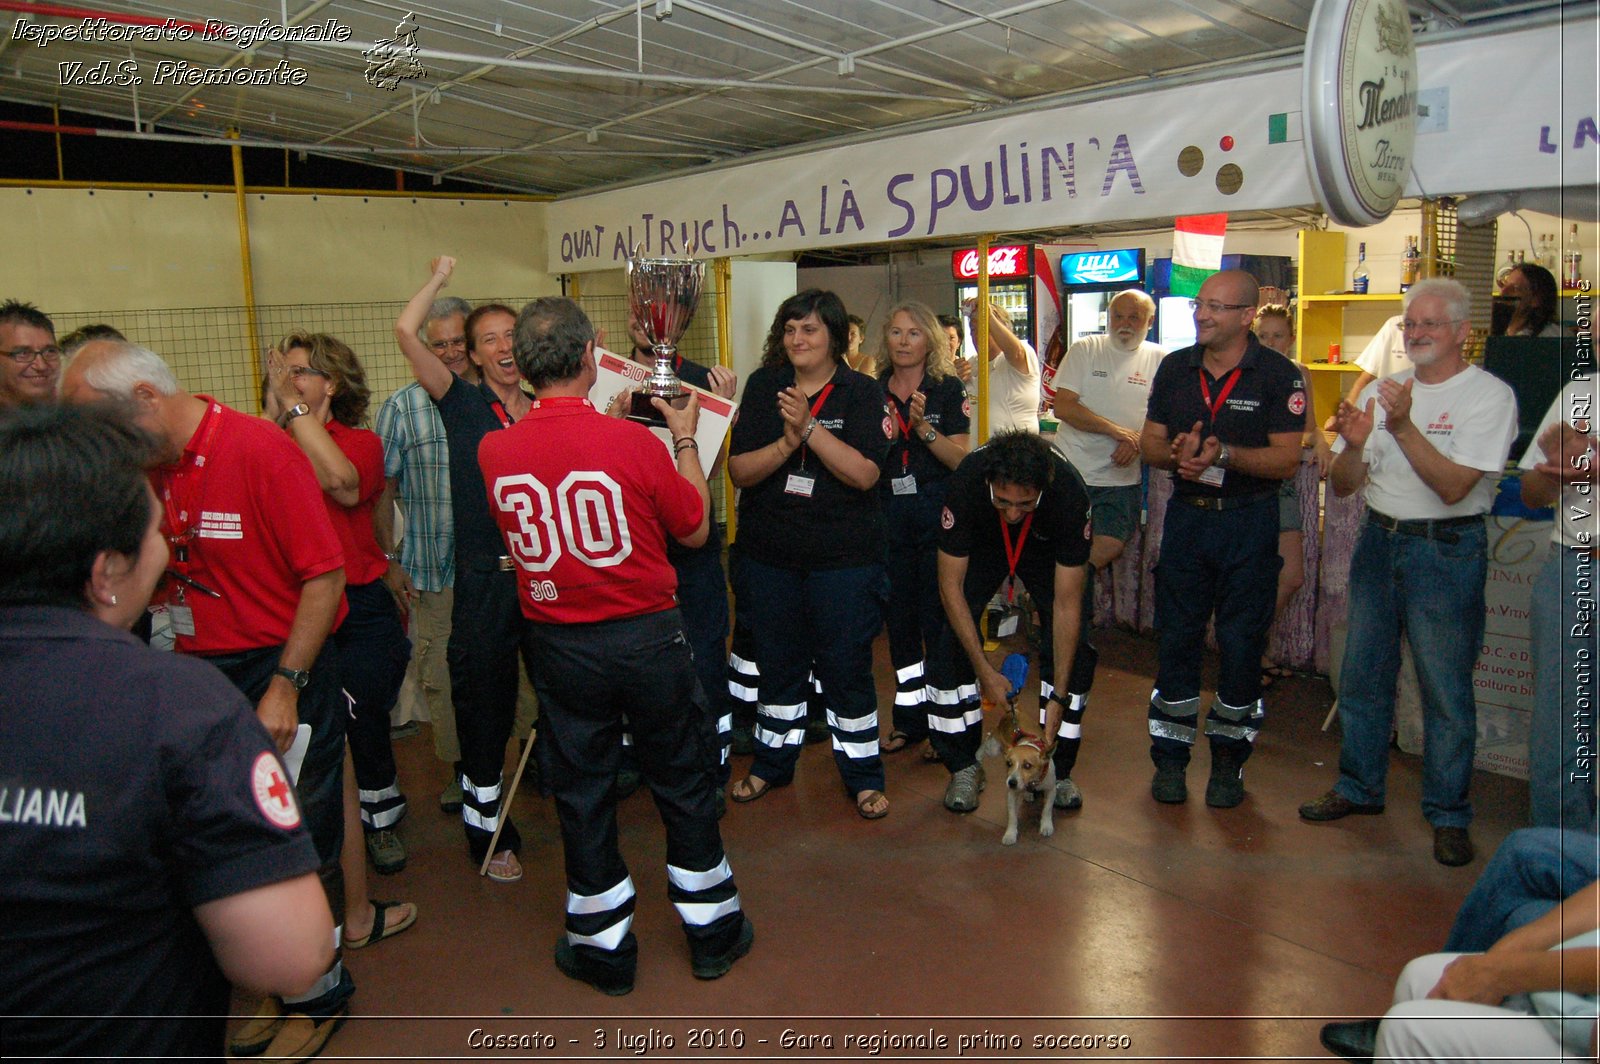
961, 396, 972, 418
941, 505, 955, 530
1288, 390, 1306, 416
1084, 518, 1093, 540
251, 751, 302, 830
882, 412, 894, 439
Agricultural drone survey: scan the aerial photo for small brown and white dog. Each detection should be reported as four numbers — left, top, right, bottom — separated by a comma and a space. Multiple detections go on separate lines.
980, 726, 1057, 845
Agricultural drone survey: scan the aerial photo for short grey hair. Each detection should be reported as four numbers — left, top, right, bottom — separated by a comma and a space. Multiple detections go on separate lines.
1403, 278, 1471, 324
65, 340, 180, 399
513, 297, 595, 389
419, 296, 472, 342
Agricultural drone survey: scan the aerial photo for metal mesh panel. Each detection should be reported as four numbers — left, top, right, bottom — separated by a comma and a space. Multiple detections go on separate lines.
49, 289, 728, 519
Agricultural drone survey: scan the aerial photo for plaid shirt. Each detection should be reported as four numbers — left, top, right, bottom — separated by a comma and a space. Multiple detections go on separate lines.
376, 380, 454, 592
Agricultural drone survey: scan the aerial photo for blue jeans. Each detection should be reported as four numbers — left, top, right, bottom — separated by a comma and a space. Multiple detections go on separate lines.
1334, 518, 1487, 828
1443, 828, 1600, 952
745, 559, 887, 796
1529, 545, 1600, 832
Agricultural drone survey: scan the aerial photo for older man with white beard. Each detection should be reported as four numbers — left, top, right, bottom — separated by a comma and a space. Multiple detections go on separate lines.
1299, 278, 1517, 867
1052, 289, 1166, 572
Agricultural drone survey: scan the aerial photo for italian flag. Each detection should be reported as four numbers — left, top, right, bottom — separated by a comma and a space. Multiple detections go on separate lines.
1170, 214, 1228, 297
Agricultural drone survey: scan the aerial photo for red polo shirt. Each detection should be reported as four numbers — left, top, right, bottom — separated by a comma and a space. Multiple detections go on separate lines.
476, 397, 703, 624
154, 399, 346, 654
324, 421, 389, 587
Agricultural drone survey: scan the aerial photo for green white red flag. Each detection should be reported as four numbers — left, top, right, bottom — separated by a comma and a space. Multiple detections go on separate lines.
1170, 213, 1228, 297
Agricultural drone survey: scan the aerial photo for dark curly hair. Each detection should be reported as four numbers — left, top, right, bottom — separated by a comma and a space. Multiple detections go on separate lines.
760, 289, 850, 370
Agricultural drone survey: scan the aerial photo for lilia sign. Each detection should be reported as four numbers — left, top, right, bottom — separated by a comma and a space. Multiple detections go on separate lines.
1303, 0, 1418, 226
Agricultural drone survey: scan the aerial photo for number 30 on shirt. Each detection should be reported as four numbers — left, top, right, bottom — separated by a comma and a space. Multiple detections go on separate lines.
491, 472, 634, 573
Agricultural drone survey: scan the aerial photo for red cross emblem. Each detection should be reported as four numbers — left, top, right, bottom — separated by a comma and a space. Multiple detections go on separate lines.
252, 751, 302, 830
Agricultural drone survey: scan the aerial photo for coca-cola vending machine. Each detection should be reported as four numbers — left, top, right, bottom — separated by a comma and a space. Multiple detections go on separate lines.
952, 243, 1045, 356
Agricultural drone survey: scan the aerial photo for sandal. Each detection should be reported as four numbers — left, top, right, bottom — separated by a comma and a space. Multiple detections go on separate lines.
485, 849, 523, 883
345, 899, 417, 950
855, 789, 890, 820
729, 774, 780, 804
881, 730, 912, 754
920, 739, 941, 763
1262, 662, 1295, 679
1258, 669, 1276, 691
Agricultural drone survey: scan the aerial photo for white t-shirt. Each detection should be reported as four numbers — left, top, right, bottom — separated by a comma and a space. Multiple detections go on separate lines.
1520, 377, 1598, 549
988, 339, 1041, 434
1334, 364, 1517, 519
1355, 315, 1410, 379
1051, 335, 1166, 486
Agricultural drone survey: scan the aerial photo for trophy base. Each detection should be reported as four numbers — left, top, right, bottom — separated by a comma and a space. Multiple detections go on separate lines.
627, 390, 689, 426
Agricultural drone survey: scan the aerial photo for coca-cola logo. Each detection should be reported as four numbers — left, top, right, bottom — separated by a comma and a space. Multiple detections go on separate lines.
953, 245, 1029, 280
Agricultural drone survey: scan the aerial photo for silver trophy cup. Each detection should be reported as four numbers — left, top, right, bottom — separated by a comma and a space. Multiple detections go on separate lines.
626, 253, 705, 425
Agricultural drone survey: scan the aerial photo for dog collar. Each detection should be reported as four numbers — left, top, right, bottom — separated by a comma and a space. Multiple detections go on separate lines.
1011, 731, 1049, 755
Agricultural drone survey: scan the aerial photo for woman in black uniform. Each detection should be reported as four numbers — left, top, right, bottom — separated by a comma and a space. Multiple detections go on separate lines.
726, 289, 893, 819
874, 301, 970, 754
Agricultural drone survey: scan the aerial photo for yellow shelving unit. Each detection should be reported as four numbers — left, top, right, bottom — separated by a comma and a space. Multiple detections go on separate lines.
1295, 230, 1403, 425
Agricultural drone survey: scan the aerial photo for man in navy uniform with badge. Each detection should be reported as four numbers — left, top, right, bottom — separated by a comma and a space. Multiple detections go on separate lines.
1140, 270, 1305, 809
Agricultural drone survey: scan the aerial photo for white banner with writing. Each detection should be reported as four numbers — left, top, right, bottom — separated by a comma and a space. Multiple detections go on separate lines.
548, 18, 1591, 272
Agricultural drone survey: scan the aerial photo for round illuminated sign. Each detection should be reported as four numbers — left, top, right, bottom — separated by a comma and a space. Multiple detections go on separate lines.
1302, 0, 1417, 226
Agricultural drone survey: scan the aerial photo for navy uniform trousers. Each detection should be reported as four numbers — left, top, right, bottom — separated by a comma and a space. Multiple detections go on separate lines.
524, 608, 744, 981
1147, 494, 1279, 769
337, 580, 412, 833
448, 561, 529, 862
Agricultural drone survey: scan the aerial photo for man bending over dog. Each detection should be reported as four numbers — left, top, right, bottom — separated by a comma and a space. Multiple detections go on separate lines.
926, 429, 1097, 814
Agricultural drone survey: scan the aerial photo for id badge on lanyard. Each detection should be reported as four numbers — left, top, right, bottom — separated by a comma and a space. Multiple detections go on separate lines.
890, 396, 918, 496
787, 382, 835, 499
1196, 368, 1241, 489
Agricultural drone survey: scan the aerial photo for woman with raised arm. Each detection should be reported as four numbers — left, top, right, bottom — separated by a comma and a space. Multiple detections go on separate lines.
391, 256, 534, 883
265, 332, 416, 890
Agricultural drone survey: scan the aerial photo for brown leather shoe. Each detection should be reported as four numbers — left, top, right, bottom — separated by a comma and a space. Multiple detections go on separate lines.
1299, 790, 1384, 821
1433, 826, 1474, 866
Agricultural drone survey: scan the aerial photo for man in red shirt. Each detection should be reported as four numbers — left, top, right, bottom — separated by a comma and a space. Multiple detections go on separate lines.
479, 297, 753, 996
60, 340, 355, 1062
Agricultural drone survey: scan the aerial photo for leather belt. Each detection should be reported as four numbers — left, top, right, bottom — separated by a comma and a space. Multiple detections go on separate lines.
1174, 490, 1276, 512
1367, 510, 1483, 545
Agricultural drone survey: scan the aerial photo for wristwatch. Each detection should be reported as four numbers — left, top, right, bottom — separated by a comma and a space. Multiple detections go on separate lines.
273, 666, 311, 690
921, 426, 937, 444
284, 403, 311, 422
1216, 443, 1233, 469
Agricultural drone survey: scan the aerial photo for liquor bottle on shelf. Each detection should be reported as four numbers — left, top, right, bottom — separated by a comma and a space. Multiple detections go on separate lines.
1399, 235, 1420, 292
1565, 223, 1584, 289
1496, 250, 1518, 290
1351, 242, 1369, 294
1538, 233, 1558, 273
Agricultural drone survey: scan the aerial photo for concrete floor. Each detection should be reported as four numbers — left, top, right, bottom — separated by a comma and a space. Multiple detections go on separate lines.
264, 626, 1529, 1063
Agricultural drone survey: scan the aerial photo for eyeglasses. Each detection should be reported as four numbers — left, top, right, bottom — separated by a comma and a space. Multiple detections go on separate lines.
4, 345, 62, 365
1400, 318, 1463, 332
1189, 299, 1254, 314
286, 366, 327, 380
429, 337, 467, 352
989, 482, 1043, 512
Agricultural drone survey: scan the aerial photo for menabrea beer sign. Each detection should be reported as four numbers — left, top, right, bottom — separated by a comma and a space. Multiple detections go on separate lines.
1303, 0, 1418, 226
